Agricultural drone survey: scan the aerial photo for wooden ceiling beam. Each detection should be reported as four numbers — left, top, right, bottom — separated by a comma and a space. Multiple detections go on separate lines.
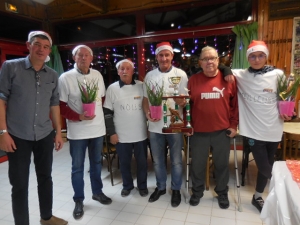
77, 0, 104, 13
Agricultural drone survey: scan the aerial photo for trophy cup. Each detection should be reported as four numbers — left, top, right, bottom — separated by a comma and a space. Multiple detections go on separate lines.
161, 87, 193, 133
168, 76, 181, 96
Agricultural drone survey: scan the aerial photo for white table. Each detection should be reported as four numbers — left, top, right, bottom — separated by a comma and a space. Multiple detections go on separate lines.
283, 122, 300, 135
261, 161, 300, 225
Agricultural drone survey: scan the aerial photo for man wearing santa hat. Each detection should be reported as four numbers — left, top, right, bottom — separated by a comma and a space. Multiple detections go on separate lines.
59, 45, 112, 220
225, 40, 292, 213
103, 58, 148, 198
142, 42, 188, 207
0, 31, 67, 225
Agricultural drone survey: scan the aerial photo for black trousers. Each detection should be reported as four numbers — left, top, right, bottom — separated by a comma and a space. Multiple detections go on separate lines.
247, 138, 279, 193
7, 131, 55, 225
190, 130, 230, 197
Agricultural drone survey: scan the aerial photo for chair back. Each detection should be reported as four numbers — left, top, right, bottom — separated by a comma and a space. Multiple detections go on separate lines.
283, 132, 300, 160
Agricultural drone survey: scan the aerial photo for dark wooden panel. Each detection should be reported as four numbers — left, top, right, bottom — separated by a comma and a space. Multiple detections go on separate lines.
269, 0, 300, 20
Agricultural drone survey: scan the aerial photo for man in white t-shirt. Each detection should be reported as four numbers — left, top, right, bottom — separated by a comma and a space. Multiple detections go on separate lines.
142, 42, 188, 207
59, 45, 112, 220
103, 59, 148, 197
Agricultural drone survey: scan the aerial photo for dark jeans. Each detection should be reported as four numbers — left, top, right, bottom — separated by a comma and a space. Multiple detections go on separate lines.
248, 138, 279, 193
7, 131, 55, 225
116, 139, 148, 190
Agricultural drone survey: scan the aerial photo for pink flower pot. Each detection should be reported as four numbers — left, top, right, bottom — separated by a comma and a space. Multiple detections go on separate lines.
150, 105, 162, 119
278, 101, 295, 116
82, 102, 96, 117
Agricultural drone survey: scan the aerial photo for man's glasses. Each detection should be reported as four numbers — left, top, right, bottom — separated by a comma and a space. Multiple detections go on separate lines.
200, 57, 218, 63
248, 54, 266, 61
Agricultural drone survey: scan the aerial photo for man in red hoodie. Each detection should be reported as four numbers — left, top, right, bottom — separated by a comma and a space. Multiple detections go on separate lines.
187, 46, 238, 209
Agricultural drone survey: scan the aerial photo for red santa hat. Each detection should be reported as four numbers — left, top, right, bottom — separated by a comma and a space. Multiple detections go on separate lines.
246, 40, 269, 58
155, 42, 173, 55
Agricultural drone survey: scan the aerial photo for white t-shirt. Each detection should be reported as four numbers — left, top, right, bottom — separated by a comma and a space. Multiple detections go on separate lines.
59, 66, 106, 140
233, 68, 284, 142
103, 80, 147, 142
143, 67, 188, 134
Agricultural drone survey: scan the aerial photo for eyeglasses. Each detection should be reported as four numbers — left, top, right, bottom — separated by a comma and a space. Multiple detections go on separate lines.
200, 57, 218, 63
248, 54, 266, 61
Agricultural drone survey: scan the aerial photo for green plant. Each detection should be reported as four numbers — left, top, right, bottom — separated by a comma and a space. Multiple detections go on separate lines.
277, 74, 300, 101
77, 78, 98, 103
145, 80, 164, 106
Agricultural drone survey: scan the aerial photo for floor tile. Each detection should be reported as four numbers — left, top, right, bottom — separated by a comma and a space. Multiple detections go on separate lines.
0, 145, 266, 225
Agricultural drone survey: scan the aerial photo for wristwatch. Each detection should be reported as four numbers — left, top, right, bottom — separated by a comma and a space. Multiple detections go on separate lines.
0, 129, 7, 135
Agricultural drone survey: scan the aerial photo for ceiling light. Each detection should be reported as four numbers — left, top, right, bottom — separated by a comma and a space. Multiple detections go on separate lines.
5, 3, 18, 13
171, 23, 174, 27
173, 48, 181, 53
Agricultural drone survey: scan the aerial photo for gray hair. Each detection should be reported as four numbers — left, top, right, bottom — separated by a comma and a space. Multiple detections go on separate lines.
200, 46, 218, 59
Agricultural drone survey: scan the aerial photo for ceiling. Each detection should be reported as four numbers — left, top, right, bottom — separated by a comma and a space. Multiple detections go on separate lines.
0, 0, 252, 45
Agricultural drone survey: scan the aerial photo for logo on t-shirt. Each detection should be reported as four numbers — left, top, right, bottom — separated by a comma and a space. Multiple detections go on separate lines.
201, 87, 225, 99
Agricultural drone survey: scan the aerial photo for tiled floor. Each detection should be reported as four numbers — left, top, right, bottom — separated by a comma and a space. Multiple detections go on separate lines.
0, 141, 267, 225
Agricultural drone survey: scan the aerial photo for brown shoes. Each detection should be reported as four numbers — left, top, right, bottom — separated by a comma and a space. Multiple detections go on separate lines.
40, 215, 68, 225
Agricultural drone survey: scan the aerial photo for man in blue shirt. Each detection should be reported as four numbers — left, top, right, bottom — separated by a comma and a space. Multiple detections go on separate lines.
0, 31, 67, 225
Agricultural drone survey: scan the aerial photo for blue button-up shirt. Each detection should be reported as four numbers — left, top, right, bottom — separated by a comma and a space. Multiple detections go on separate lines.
0, 56, 59, 141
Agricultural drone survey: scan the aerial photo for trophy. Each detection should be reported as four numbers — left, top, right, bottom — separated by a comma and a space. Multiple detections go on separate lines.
168, 76, 181, 96
162, 93, 193, 133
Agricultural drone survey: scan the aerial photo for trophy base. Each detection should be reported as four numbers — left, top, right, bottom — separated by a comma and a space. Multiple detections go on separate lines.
169, 123, 184, 128
162, 127, 193, 133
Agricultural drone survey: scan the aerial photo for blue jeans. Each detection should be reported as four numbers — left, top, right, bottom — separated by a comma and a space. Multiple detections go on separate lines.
149, 132, 183, 190
116, 139, 148, 190
69, 136, 104, 202
7, 131, 55, 225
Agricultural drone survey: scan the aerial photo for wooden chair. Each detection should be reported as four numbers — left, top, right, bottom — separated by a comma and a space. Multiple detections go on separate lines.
205, 149, 213, 191
282, 132, 300, 160
102, 134, 118, 186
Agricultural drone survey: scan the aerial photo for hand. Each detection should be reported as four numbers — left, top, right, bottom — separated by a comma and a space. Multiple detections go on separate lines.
226, 128, 237, 138
79, 112, 96, 121
110, 134, 119, 145
54, 133, 64, 151
0, 133, 17, 152
280, 114, 292, 121
184, 131, 193, 136
145, 110, 160, 122
224, 75, 235, 83
173, 95, 186, 107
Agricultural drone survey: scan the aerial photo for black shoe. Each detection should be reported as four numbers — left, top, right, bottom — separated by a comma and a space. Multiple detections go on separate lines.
148, 188, 166, 202
171, 190, 181, 207
121, 187, 134, 197
139, 188, 149, 197
252, 195, 264, 212
189, 194, 201, 206
73, 201, 84, 220
217, 193, 229, 209
92, 193, 112, 205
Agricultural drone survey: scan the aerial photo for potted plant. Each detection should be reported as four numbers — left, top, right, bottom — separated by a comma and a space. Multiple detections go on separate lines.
78, 78, 98, 116
277, 73, 300, 116
145, 80, 164, 119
